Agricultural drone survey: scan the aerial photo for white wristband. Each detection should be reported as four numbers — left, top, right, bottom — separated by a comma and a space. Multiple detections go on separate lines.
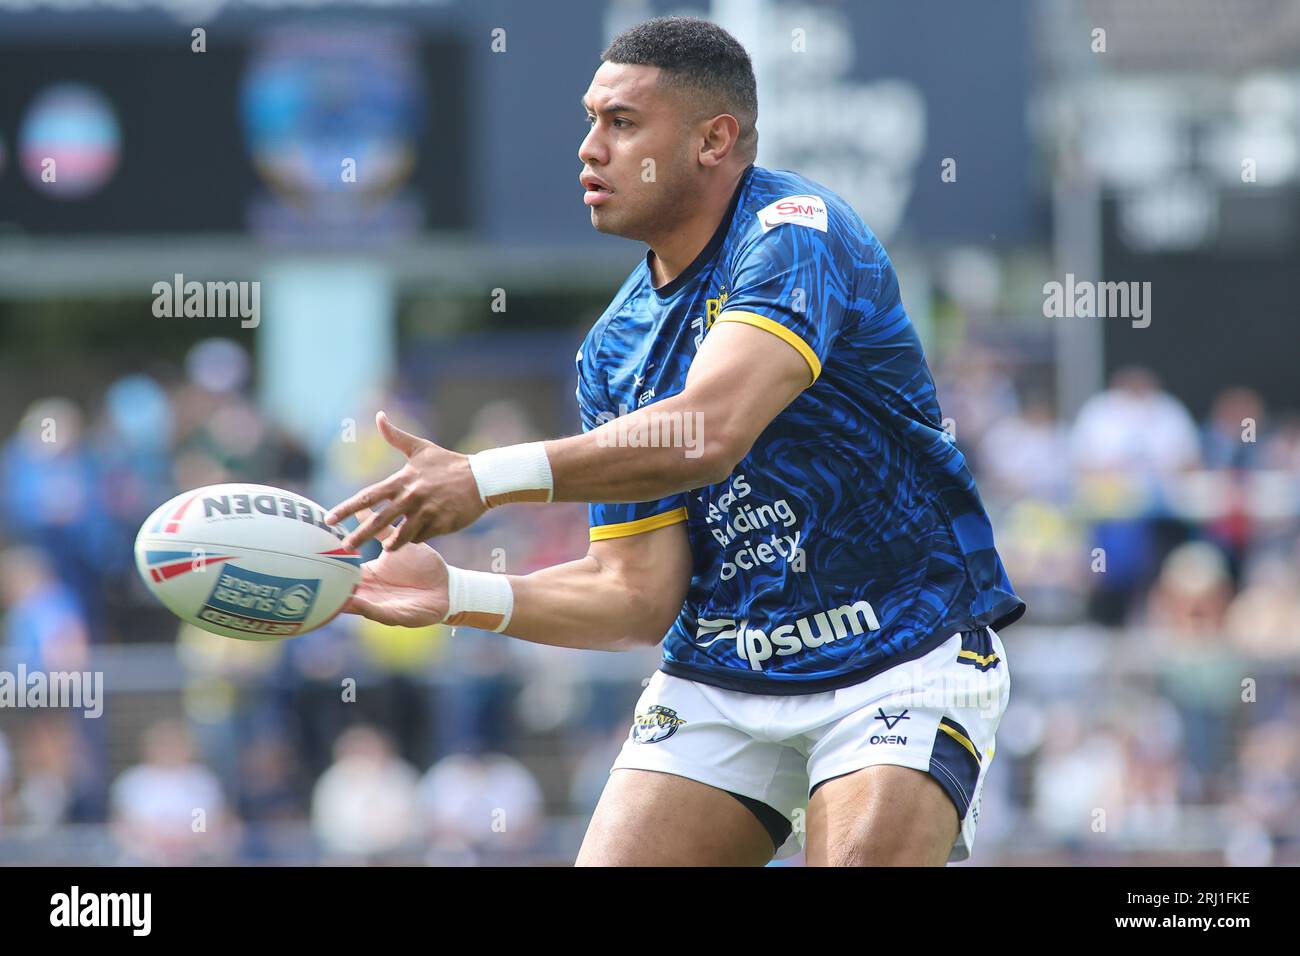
466, 442, 554, 507
443, 565, 514, 633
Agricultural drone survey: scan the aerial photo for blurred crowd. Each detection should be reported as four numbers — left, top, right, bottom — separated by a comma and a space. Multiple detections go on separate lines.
0, 336, 1297, 864
939, 352, 1300, 863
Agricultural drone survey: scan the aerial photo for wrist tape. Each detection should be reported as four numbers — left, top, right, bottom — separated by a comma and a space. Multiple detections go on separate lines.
466, 442, 554, 507
443, 565, 514, 633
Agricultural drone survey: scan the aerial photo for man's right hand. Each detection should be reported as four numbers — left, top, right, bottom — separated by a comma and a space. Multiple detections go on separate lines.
341, 509, 449, 627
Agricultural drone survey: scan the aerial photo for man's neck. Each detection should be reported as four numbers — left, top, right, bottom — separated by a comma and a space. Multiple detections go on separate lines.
648, 166, 747, 289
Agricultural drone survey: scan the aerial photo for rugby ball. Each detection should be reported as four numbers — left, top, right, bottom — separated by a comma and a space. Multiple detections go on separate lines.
134, 483, 362, 641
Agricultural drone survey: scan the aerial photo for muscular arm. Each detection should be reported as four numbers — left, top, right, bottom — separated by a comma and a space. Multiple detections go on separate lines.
545, 320, 812, 503
329, 315, 815, 551
505, 519, 693, 651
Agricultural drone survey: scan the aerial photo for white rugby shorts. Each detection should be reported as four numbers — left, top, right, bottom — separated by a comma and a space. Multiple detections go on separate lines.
610, 627, 1010, 862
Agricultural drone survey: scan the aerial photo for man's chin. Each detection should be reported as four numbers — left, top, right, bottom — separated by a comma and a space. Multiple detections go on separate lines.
589, 209, 639, 240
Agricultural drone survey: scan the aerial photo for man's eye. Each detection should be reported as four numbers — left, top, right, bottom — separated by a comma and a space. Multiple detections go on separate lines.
612, 118, 630, 128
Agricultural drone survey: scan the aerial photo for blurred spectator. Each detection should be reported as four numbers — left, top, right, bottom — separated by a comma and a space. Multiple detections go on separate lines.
352, 616, 447, 769
1203, 387, 1265, 471
109, 718, 231, 864
1146, 541, 1235, 637
310, 724, 420, 862
94, 374, 175, 562
977, 388, 1070, 501
281, 618, 358, 781
176, 621, 285, 784
1070, 367, 1201, 476
1258, 414, 1300, 472
1, 398, 108, 619
418, 749, 544, 859
991, 499, 1086, 623
1, 546, 90, 673
1146, 543, 1243, 802
236, 734, 308, 862
934, 348, 1020, 453
1232, 719, 1300, 853
1031, 705, 1125, 854
1225, 553, 1300, 660
1113, 695, 1183, 839
1069, 368, 1202, 625
14, 716, 101, 826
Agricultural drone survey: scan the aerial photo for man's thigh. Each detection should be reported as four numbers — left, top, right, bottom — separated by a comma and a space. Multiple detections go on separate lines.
576, 768, 776, 866
802, 627, 1010, 865
804, 764, 959, 867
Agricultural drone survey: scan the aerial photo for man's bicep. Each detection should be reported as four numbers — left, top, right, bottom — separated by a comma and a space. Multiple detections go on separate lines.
589, 518, 692, 629
683, 320, 811, 454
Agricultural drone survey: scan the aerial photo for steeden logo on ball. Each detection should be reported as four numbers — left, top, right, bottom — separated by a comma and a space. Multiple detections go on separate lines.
134, 483, 361, 641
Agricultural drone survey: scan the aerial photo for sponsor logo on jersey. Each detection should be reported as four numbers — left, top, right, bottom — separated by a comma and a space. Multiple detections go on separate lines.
694, 599, 881, 671
631, 704, 686, 744
201, 565, 320, 635
757, 194, 828, 233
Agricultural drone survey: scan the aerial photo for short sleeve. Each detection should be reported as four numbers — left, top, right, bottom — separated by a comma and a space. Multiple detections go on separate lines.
714, 210, 853, 386
575, 342, 688, 542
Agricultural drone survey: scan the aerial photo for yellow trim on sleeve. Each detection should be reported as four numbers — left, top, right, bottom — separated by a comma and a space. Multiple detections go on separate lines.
714, 309, 822, 385
589, 506, 688, 542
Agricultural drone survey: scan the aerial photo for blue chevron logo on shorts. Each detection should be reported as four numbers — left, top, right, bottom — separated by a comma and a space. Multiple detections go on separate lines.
875, 707, 910, 730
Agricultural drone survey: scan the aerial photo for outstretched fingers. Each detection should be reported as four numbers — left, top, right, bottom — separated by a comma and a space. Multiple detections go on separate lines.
326, 470, 406, 528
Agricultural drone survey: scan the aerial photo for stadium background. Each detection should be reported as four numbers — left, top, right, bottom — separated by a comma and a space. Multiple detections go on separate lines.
1, 0, 1298, 865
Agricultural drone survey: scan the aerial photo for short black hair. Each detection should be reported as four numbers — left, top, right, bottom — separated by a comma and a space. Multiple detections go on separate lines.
601, 15, 758, 159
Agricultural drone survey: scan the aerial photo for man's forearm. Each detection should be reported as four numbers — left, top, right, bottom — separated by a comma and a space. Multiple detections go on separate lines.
543, 390, 734, 503
502, 555, 673, 651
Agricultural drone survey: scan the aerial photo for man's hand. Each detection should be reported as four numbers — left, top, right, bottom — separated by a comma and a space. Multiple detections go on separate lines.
326, 411, 486, 551
341, 509, 450, 626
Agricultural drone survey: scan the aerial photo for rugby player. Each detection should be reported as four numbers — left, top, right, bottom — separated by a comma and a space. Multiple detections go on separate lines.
328, 15, 1025, 866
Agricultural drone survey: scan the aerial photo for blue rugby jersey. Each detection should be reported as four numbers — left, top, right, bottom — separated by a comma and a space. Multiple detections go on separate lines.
575, 164, 1024, 694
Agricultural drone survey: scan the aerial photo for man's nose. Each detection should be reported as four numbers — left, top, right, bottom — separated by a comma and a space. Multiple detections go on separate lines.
578, 124, 605, 166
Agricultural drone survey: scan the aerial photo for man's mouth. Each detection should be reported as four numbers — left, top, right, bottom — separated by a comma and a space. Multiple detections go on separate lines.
582, 174, 613, 207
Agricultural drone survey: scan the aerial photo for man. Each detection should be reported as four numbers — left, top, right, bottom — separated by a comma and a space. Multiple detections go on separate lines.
329, 15, 1024, 866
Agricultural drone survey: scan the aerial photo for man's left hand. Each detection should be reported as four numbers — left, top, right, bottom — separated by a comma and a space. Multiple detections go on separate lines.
326, 411, 486, 551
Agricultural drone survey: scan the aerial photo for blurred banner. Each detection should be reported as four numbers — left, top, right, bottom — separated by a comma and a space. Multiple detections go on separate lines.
0, 0, 1038, 248
0, 26, 468, 241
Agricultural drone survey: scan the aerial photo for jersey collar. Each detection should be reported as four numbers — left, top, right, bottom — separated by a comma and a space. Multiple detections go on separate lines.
647, 163, 755, 301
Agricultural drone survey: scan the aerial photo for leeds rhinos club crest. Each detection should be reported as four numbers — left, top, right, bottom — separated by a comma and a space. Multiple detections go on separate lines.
631, 705, 687, 744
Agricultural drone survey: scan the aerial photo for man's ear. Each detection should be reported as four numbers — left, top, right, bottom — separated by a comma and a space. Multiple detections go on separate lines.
698, 113, 740, 167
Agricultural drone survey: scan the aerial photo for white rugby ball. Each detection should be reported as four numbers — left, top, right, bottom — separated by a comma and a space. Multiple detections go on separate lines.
134, 483, 362, 641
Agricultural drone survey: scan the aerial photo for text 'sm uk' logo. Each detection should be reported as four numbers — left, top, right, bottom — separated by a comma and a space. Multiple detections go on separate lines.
757, 194, 828, 234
